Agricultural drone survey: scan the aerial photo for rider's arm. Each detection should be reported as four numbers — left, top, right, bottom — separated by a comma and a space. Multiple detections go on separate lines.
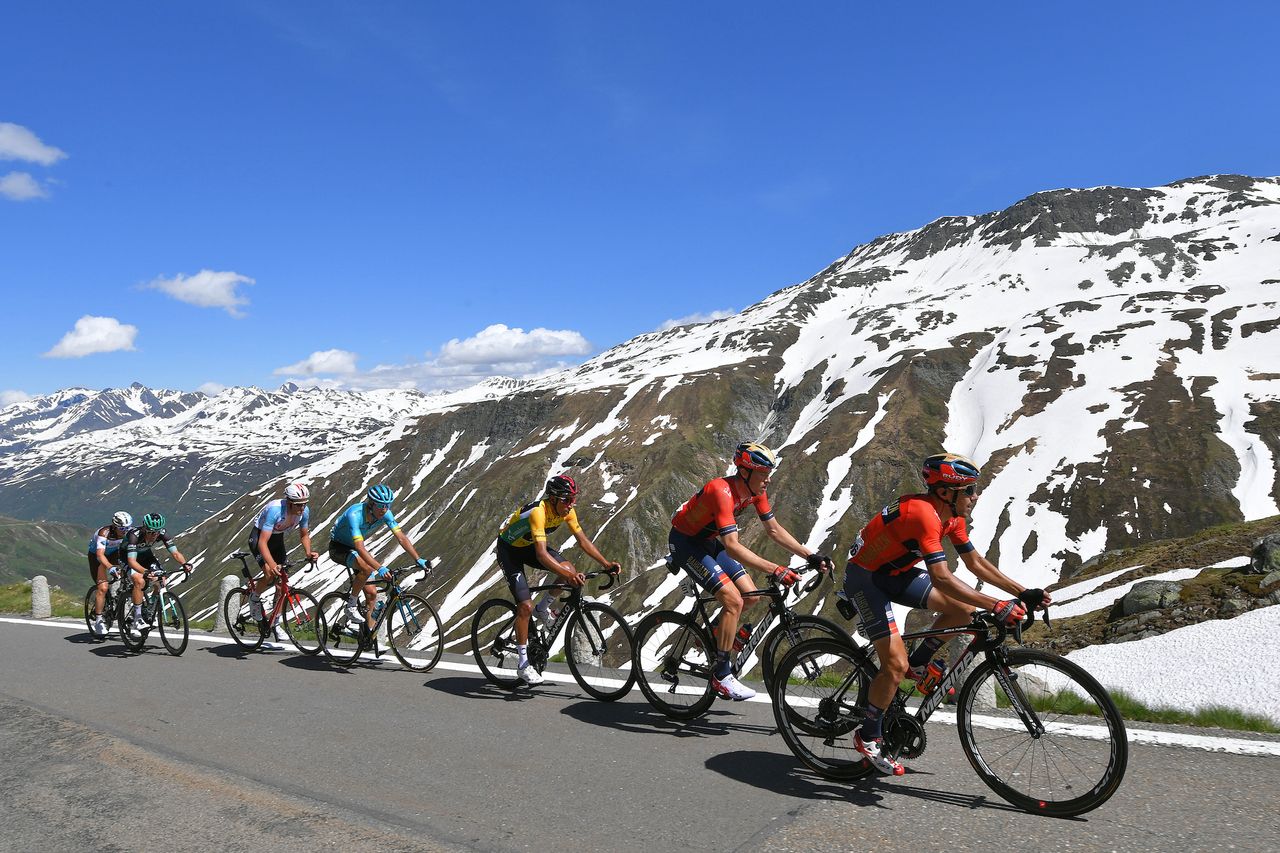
720, 530, 786, 575
571, 528, 617, 570
927, 558, 999, 610
534, 539, 575, 577
760, 516, 816, 561
391, 526, 423, 563
96, 545, 114, 571
958, 550, 1048, 603
299, 525, 317, 560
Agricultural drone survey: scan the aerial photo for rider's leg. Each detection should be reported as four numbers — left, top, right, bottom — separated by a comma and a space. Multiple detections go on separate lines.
347, 550, 378, 626
908, 586, 971, 669
89, 556, 108, 616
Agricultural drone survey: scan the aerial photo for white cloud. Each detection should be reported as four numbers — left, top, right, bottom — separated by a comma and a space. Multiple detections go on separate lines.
43, 316, 139, 358
274, 349, 359, 376
657, 308, 735, 331
439, 324, 591, 364
0, 123, 67, 165
0, 171, 47, 201
0, 390, 32, 407
146, 270, 253, 316
197, 382, 227, 396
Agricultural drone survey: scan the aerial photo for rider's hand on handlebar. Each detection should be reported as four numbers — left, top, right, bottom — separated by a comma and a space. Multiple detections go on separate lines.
564, 569, 587, 587
1018, 588, 1050, 609
373, 566, 392, 581
181, 562, 194, 573
416, 557, 431, 572
993, 599, 1027, 626
772, 565, 800, 586
606, 560, 622, 577
806, 553, 834, 574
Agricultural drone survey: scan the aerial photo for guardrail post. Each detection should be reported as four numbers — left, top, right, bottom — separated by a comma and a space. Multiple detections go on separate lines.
213, 575, 238, 634
31, 576, 51, 618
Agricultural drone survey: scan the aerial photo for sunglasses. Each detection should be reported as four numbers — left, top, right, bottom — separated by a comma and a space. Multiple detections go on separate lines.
953, 485, 978, 497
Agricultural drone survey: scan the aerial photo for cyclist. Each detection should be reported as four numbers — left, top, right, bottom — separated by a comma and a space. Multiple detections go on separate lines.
495, 474, 622, 685
122, 512, 194, 638
669, 442, 833, 702
86, 510, 132, 637
247, 482, 319, 642
843, 452, 1050, 775
328, 484, 430, 631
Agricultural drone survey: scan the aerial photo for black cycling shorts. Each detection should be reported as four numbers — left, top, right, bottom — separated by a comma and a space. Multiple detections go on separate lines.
496, 540, 562, 604
328, 539, 356, 569
249, 531, 287, 571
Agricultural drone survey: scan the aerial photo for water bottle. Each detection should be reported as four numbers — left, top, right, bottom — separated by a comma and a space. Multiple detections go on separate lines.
917, 659, 946, 694
732, 622, 753, 654
371, 597, 386, 621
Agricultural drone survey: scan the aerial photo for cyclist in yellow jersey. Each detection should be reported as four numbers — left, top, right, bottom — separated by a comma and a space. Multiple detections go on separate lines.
495, 475, 621, 684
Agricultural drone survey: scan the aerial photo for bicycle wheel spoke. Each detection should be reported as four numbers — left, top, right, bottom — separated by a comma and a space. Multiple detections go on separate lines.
770, 638, 872, 780
565, 603, 634, 701
634, 612, 715, 719
388, 593, 443, 672
281, 589, 322, 655
471, 599, 520, 686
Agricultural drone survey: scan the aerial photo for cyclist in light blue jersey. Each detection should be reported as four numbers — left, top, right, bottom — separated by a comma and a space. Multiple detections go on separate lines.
246, 482, 319, 639
327, 484, 430, 629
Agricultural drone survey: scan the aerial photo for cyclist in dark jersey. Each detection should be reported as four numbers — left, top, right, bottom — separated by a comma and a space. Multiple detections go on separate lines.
495, 475, 621, 685
843, 453, 1050, 775
86, 510, 132, 637
669, 442, 832, 702
121, 512, 193, 639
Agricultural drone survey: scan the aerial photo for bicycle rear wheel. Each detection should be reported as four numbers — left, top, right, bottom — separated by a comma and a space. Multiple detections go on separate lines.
386, 593, 444, 672
470, 598, 520, 687
632, 610, 716, 720
956, 648, 1128, 817
157, 592, 189, 656
223, 587, 265, 651
280, 588, 322, 656
83, 587, 99, 637
565, 602, 635, 701
116, 594, 148, 654
318, 591, 365, 666
770, 637, 875, 780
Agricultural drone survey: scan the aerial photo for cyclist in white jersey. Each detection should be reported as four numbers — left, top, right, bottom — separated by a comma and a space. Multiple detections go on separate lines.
86, 511, 132, 637
247, 482, 319, 641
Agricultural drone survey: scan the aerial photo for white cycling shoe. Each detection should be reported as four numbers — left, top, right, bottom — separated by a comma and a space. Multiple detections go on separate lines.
711, 673, 756, 701
855, 731, 906, 776
91, 615, 107, 637
517, 663, 544, 685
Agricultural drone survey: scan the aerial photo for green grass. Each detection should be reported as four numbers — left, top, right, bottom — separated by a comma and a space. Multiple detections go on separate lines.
995, 684, 1280, 733
0, 582, 82, 618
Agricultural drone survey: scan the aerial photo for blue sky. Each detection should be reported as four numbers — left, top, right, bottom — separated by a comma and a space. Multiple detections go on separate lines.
3, 1, 1277, 402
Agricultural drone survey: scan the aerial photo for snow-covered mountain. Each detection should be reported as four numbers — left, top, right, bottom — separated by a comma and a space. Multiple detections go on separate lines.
11, 175, 1280, 652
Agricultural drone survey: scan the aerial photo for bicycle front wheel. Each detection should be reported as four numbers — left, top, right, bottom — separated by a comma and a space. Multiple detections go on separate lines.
759, 614, 849, 691
83, 587, 98, 636
956, 648, 1128, 817
771, 637, 875, 780
157, 592, 189, 656
565, 602, 635, 702
318, 591, 365, 666
387, 593, 443, 673
470, 598, 520, 687
223, 587, 265, 651
632, 610, 716, 720
280, 589, 322, 656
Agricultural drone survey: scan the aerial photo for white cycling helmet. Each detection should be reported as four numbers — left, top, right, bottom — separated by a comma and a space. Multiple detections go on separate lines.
284, 482, 309, 504
111, 510, 133, 529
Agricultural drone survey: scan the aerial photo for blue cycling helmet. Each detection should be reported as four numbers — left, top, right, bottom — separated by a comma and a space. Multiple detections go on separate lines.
142, 512, 166, 531
366, 484, 395, 506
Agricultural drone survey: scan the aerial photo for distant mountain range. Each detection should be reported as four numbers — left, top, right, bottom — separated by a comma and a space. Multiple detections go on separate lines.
7, 174, 1279, 651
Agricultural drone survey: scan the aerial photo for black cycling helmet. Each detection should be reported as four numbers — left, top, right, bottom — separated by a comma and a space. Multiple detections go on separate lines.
545, 475, 578, 501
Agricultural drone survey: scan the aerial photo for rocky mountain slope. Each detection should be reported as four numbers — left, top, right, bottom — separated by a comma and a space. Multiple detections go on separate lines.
138, 174, 1280, 650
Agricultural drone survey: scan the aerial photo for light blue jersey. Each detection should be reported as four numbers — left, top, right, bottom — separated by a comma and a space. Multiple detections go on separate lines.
331, 502, 399, 547
253, 499, 311, 534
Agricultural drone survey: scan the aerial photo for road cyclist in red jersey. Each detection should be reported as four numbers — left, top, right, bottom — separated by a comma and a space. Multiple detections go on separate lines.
668, 442, 833, 702
494, 474, 622, 685
841, 452, 1051, 775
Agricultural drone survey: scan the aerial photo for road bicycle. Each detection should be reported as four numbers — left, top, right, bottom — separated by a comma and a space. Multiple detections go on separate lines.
770, 606, 1128, 817
115, 566, 190, 656
83, 565, 126, 639
470, 569, 635, 701
221, 552, 322, 654
631, 565, 844, 720
317, 562, 443, 672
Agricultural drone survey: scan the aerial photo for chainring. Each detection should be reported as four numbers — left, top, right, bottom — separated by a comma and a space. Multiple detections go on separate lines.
883, 713, 927, 760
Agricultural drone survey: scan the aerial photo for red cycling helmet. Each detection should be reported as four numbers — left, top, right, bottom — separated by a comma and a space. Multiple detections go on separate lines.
922, 453, 981, 488
734, 442, 777, 472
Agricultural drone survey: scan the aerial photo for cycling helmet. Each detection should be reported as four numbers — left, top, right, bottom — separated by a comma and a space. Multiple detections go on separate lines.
284, 482, 309, 504
366, 484, 395, 506
142, 512, 166, 531
545, 475, 578, 500
111, 510, 133, 529
734, 442, 777, 472
922, 453, 981, 488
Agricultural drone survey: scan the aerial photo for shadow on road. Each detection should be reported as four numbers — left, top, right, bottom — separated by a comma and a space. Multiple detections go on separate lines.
423, 675, 577, 703
277, 654, 345, 673
63, 631, 103, 645
707, 749, 1038, 816
204, 643, 256, 660
559, 699, 777, 739
86, 642, 135, 659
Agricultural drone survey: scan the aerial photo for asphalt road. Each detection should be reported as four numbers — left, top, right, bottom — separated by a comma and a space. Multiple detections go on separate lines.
3, 618, 1278, 852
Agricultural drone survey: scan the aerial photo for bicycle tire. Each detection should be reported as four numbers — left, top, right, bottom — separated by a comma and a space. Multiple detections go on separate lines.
470, 598, 520, 687
632, 610, 716, 720
280, 588, 322, 656
770, 636, 876, 781
83, 587, 98, 637
157, 591, 189, 656
564, 602, 636, 701
386, 592, 444, 672
955, 648, 1128, 817
318, 591, 365, 666
223, 586, 265, 651
116, 593, 148, 654
759, 614, 849, 690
